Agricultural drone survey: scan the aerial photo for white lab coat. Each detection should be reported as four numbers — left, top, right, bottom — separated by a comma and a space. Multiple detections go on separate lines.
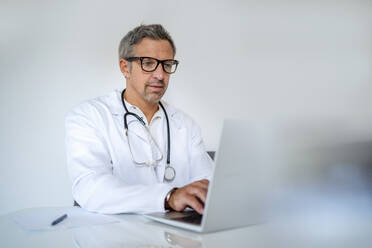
65, 89, 213, 214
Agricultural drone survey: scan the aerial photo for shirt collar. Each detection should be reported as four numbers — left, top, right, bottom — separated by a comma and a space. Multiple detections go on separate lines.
109, 88, 182, 128
109, 89, 177, 115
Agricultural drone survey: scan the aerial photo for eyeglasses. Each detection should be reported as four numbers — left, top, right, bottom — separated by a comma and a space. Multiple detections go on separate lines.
126, 56, 179, 74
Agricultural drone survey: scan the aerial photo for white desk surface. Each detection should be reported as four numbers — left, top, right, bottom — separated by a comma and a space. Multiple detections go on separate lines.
1, 206, 371, 248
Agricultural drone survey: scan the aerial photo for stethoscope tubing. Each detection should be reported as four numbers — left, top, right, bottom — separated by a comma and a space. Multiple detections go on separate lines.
121, 89, 171, 166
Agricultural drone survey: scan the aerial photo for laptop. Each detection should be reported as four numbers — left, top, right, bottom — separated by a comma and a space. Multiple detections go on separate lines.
144, 120, 270, 233
144, 119, 372, 233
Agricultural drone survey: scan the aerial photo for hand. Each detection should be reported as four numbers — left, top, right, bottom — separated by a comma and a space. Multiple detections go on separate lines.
168, 179, 209, 215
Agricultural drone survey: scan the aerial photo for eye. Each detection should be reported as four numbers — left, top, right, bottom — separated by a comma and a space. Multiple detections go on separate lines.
164, 63, 172, 69
143, 61, 156, 67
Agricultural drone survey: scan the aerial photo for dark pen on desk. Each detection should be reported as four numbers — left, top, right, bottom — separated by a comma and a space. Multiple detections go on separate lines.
51, 214, 68, 226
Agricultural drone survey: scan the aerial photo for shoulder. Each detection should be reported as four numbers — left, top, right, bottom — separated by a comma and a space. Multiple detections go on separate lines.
66, 89, 122, 120
65, 89, 123, 129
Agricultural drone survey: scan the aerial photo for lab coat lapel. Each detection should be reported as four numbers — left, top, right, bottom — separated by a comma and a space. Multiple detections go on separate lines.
108, 89, 149, 142
163, 101, 183, 130
157, 101, 186, 183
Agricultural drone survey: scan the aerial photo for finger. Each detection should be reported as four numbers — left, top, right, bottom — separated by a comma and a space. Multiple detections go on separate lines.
198, 179, 209, 185
193, 180, 209, 190
187, 186, 208, 203
185, 195, 204, 214
200, 179, 209, 184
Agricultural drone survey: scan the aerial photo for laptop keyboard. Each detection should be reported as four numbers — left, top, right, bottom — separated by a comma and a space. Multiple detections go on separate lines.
172, 211, 202, 225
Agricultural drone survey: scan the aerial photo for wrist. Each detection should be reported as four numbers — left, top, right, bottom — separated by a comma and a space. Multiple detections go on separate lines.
164, 187, 178, 211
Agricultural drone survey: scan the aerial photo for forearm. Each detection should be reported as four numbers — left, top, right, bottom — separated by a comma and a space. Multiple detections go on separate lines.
72, 172, 173, 214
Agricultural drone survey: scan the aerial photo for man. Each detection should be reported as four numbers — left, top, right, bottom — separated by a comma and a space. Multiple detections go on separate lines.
65, 24, 213, 214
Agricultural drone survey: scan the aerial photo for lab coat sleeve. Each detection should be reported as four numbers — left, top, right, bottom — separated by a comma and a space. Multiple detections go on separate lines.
188, 120, 214, 182
65, 103, 173, 214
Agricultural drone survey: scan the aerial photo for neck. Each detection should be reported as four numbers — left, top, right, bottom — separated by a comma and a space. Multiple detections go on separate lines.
123, 89, 159, 124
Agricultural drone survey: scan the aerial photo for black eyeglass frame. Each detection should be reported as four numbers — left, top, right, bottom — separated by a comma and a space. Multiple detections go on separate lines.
125, 56, 179, 74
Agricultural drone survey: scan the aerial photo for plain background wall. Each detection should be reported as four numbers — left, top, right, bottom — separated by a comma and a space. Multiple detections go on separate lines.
0, 0, 371, 215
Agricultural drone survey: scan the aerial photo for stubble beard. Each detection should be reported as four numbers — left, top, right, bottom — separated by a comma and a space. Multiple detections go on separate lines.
143, 81, 167, 103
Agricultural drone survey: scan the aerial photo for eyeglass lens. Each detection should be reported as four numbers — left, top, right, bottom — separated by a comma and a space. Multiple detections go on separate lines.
141, 57, 178, 73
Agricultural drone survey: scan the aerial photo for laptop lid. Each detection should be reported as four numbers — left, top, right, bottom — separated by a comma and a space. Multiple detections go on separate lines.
201, 119, 269, 232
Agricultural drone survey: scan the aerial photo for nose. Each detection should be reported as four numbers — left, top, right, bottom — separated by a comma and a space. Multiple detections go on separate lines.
152, 63, 166, 81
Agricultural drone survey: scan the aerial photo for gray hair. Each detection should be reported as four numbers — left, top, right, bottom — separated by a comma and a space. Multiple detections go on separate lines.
118, 24, 176, 61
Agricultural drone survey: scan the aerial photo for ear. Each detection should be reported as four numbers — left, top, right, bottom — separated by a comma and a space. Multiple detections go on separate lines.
119, 59, 130, 78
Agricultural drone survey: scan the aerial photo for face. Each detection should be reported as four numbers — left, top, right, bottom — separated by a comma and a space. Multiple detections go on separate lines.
120, 38, 174, 104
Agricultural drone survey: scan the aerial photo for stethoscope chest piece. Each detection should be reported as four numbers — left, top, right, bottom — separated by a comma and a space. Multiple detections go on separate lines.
164, 165, 176, 182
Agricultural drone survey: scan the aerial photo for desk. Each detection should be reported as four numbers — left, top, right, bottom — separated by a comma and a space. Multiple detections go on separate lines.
1, 206, 372, 248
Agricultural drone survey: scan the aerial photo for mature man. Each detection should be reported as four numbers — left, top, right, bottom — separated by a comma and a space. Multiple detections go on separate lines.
65, 24, 213, 214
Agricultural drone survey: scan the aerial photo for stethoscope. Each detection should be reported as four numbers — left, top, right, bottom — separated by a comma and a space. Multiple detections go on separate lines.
121, 89, 176, 182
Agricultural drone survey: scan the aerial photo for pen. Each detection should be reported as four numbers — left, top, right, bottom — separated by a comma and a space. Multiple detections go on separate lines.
51, 214, 68, 226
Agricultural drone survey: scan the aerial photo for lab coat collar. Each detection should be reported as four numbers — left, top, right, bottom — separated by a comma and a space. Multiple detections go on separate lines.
108, 89, 183, 129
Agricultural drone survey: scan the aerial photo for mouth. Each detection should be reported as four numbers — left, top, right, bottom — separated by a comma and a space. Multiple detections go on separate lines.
147, 84, 165, 91
148, 85, 164, 88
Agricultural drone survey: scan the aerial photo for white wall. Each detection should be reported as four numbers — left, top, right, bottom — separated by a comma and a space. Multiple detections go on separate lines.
0, 0, 371, 215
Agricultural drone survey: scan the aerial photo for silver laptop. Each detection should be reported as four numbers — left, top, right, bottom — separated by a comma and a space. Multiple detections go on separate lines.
144, 120, 269, 233
144, 119, 372, 232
